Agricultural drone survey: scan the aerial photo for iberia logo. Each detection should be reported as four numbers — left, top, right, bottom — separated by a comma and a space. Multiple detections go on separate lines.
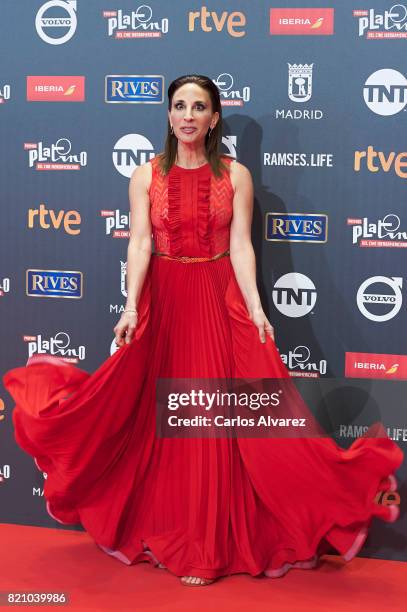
345, 352, 407, 380
27, 76, 85, 101
270, 8, 334, 35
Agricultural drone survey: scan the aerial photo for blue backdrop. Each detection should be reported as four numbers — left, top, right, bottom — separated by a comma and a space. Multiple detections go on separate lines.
0, 0, 406, 561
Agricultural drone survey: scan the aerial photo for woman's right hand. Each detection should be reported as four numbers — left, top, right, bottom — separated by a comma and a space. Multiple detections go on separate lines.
113, 311, 138, 347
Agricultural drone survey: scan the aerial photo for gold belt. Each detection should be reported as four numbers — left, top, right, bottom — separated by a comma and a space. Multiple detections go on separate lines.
154, 249, 229, 263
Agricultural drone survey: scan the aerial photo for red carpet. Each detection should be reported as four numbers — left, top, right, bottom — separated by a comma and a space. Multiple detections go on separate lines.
0, 523, 406, 611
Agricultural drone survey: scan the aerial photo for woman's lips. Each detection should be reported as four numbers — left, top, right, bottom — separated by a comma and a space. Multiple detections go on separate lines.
180, 127, 197, 133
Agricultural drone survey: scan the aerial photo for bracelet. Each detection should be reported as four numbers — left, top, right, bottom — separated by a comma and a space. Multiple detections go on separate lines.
124, 308, 137, 313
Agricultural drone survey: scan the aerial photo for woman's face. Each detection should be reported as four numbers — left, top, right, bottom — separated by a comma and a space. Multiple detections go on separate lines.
168, 83, 219, 145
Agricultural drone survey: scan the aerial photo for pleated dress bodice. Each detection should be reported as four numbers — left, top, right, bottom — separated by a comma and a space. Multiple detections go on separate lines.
149, 155, 234, 257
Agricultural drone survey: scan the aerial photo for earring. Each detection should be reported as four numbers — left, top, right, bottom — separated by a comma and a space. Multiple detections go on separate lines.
170, 125, 174, 134
208, 127, 212, 138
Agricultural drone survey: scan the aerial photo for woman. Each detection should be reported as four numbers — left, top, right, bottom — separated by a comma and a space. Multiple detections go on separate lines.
3, 74, 403, 587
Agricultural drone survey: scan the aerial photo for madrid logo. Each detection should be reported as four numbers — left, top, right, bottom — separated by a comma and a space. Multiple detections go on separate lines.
272, 273, 317, 317
288, 63, 313, 103
36, 0, 77, 45
357, 276, 403, 322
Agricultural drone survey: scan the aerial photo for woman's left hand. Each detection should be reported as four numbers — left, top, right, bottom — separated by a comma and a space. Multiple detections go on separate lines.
249, 307, 275, 343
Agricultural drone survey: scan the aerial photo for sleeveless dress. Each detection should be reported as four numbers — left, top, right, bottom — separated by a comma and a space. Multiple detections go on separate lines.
2, 155, 403, 580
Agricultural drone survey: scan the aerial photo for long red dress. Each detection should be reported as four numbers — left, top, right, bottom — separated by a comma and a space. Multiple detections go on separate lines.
3, 155, 403, 580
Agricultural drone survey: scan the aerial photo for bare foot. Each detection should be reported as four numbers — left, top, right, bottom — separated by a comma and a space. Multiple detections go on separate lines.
180, 576, 215, 586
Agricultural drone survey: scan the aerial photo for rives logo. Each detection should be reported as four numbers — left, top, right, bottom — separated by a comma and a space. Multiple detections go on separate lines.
26, 270, 83, 298
266, 213, 328, 243
105, 75, 164, 103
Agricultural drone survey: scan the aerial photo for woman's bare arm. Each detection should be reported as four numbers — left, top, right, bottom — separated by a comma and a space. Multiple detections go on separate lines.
113, 162, 152, 346
229, 161, 261, 313
125, 162, 153, 310
229, 161, 274, 343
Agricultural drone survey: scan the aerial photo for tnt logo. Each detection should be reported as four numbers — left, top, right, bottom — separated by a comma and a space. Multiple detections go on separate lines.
363, 69, 407, 116
112, 133, 155, 177
272, 273, 317, 317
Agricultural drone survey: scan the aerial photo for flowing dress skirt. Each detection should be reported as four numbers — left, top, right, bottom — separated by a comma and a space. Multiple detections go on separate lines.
3, 255, 403, 579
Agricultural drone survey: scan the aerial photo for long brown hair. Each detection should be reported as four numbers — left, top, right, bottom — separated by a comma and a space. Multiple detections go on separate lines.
156, 74, 232, 178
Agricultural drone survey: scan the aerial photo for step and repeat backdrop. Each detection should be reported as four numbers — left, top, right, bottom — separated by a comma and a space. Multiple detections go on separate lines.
0, 1, 406, 560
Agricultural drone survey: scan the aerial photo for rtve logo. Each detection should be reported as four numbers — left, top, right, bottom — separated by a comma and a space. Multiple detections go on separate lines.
28, 203, 81, 235
188, 6, 246, 37
354, 146, 407, 178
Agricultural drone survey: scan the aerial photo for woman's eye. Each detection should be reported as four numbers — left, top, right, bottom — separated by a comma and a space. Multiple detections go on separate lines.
174, 103, 205, 110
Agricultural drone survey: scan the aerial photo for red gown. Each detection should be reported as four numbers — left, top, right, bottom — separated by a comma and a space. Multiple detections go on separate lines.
3, 155, 403, 580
